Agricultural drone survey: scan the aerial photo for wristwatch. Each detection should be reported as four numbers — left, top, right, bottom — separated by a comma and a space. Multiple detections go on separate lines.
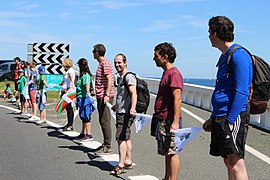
105, 93, 110, 97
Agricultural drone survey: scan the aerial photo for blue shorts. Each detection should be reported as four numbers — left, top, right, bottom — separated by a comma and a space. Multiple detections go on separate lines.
37, 93, 46, 111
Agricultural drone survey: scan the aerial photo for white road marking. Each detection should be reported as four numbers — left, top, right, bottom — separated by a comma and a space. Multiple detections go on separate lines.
181, 106, 270, 165
150, 94, 270, 165
128, 175, 159, 180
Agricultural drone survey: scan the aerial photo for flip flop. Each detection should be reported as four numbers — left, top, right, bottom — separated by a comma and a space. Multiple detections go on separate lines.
110, 166, 126, 175
124, 162, 133, 170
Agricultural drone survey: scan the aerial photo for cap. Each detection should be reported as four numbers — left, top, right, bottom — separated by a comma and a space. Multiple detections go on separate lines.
19, 69, 24, 73
38, 65, 46, 74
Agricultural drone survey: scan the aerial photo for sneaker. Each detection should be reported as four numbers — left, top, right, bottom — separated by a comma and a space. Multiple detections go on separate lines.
72, 133, 84, 140
95, 145, 112, 155
21, 112, 28, 116
10, 97, 16, 102
62, 126, 73, 131
80, 134, 93, 142
60, 125, 68, 129
28, 116, 39, 121
36, 120, 46, 125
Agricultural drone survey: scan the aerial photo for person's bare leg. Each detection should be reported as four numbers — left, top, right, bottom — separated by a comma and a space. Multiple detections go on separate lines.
118, 140, 127, 167
224, 154, 248, 180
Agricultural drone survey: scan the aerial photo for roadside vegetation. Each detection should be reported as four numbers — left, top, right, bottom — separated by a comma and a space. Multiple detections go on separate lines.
0, 79, 59, 101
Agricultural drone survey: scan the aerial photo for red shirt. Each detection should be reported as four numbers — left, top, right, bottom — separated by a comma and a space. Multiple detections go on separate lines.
95, 59, 114, 98
15, 63, 21, 80
154, 67, 184, 121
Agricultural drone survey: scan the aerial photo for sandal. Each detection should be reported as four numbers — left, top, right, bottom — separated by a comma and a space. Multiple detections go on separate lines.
124, 162, 133, 170
110, 166, 126, 175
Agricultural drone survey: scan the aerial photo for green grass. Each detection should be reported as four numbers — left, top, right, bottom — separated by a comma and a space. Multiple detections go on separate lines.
0, 80, 59, 101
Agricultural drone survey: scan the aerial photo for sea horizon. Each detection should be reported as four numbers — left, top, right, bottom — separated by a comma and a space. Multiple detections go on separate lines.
145, 76, 216, 87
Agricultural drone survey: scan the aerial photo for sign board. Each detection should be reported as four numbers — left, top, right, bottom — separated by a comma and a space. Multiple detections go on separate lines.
37, 64, 65, 74
28, 42, 70, 74
28, 43, 69, 54
28, 54, 69, 64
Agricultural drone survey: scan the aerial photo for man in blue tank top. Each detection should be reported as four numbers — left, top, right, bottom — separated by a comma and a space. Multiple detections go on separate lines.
203, 16, 252, 180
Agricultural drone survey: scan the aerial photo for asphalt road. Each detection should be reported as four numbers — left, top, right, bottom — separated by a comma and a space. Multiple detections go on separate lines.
0, 96, 269, 180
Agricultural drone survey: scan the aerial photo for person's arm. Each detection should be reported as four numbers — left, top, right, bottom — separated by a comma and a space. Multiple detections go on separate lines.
170, 87, 182, 130
85, 74, 91, 96
43, 76, 48, 88
128, 84, 137, 116
227, 50, 251, 125
69, 72, 75, 87
104, 73, 113, 103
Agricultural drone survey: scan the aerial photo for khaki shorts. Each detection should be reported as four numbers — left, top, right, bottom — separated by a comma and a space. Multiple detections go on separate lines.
157, 120, 177, 156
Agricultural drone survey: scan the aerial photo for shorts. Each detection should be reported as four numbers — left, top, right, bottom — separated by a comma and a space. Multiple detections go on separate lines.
20, 94, 26, 103
30, 90, 37, 103
156, 120, 180, 156
210, 111, 249, 158
37, 93, 46, 111
115, 113, 135, 141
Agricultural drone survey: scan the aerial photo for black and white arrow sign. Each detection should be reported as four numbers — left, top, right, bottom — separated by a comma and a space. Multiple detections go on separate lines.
41, 64, 65, 74
29, 43, 69, 53
31, 54, 69, 64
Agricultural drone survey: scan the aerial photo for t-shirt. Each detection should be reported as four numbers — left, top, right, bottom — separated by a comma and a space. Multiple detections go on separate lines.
15, 63, 21, 80
95, 59, 114, 98
154, 67, 184, 121
19, 75, 27, 94
62, 68, 75, 91
115, 72, 136, 113
29, 70, 38, 91
76, 73, 91, 98
37, 74, 46, 90
5, 87, 12, 94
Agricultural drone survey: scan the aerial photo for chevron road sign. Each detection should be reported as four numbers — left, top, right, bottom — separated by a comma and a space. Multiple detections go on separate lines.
28, 54, 69, 64
41, 64, 65, 74
28, 43, 69, 53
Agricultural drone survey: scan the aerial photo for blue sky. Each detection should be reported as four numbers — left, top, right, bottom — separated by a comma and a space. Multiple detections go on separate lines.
1, 0, 269, 79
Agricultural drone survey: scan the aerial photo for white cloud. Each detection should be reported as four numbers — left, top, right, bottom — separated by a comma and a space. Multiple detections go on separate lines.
0, 11, 39, 18
13, 1, 38, 11
141, 20, 176, 32
60, 12, 71, 18
85, 1, 143, 10
154, 0, 205, 3
0, 20, 28, 28
181, 15, 207, 28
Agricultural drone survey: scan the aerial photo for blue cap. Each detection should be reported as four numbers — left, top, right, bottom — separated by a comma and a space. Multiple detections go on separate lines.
19, 69, 24, 73
38, 65, 45, 74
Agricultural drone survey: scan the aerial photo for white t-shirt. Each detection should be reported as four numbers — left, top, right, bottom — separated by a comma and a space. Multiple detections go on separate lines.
62, 68, 75, 91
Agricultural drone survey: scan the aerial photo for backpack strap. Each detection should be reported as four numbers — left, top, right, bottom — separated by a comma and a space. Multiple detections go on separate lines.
227, 45, 254, 66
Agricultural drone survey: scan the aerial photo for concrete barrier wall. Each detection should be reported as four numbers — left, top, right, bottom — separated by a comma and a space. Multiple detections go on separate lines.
143, 78, 270, 131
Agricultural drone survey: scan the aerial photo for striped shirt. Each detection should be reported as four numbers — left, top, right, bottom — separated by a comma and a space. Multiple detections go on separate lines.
95, 58, 114, 98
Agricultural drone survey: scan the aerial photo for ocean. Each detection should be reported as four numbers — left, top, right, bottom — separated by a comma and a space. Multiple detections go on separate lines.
184, 78, 216, 87
146, 77, 216, 87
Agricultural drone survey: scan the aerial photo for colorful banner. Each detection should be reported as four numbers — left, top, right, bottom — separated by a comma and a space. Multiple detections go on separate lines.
55, 87, 76, 114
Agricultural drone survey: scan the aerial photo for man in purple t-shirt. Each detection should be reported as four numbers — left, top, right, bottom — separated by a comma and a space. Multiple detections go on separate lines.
153, 42, 184, 180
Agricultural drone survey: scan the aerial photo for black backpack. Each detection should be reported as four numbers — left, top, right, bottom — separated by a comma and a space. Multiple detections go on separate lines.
228, 46, 270, 114
123, 72, 150, 114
